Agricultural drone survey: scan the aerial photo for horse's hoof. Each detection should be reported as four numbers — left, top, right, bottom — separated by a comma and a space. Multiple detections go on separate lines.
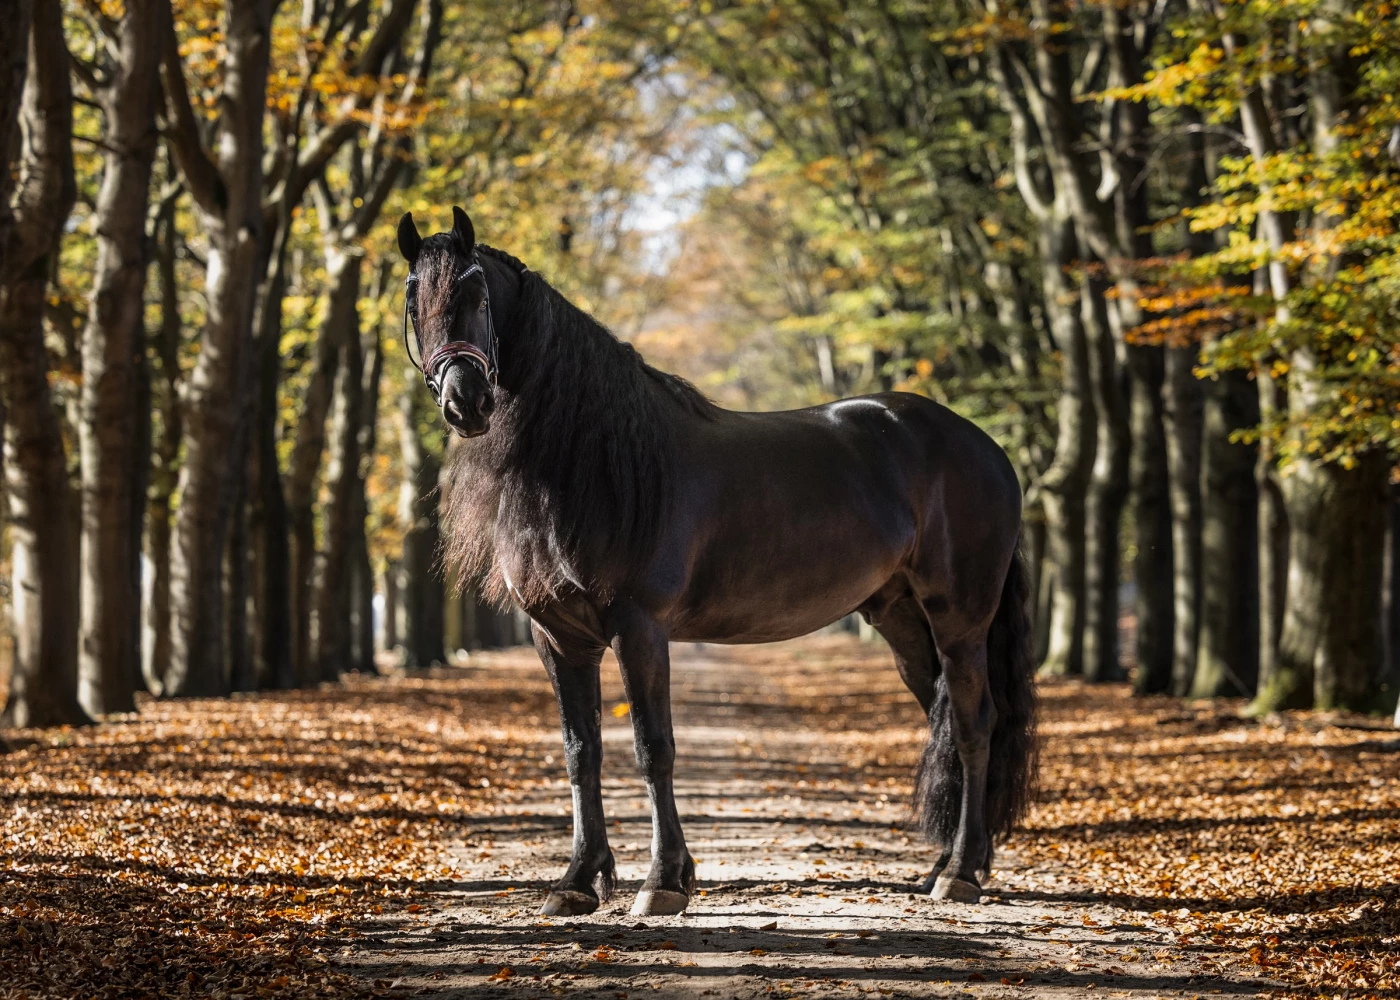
930, 876, 982, 903
540, 890, 599, 916
630, 889, 689, 916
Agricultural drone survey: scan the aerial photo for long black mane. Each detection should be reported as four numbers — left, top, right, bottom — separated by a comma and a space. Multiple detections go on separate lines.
441, 246, 717, 606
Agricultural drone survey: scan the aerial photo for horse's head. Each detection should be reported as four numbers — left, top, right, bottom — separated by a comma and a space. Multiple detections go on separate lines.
397, 206, 497, 437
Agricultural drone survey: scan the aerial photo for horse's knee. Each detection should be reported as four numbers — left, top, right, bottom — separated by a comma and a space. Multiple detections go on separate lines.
564, 738, 602, 781
634, 733, 675, 783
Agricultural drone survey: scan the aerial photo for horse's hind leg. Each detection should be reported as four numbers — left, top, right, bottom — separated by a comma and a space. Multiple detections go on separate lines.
533, 625, 616, 916
610, 602, 694, 916
873, 597, 952, 892
922, 619, 994, 903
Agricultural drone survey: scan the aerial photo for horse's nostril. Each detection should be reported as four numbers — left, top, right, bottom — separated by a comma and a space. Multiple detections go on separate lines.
443, 399, 464, 426
479, 393, 495, 417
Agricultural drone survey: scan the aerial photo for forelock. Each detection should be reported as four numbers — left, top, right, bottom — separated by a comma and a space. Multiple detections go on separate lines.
413, 236, 465, 324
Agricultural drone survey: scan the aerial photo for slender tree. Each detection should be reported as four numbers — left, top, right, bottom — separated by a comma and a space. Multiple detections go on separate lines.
397, 388, 444, 667
142, 189, 183, 694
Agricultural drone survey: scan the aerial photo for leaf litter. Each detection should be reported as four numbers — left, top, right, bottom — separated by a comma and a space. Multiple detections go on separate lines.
1, 639, 1396, 999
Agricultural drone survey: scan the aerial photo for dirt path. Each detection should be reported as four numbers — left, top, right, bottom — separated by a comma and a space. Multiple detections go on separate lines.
342, 636, 1275, 999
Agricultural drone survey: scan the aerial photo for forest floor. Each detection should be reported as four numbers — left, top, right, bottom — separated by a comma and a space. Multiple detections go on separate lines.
1, 635, 1397, 1000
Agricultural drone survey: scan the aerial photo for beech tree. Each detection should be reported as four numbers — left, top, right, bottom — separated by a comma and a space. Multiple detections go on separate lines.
72, 0, 165, 716
0, 0, 86, 727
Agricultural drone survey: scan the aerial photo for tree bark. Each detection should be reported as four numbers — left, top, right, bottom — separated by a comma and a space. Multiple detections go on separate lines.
1035, 215, 1096, 677
0, 0, 33, 281
76, 0, 163, 716
350, 304, 386, 674
314, 246, 364, 682
397, 386, 444, 668
1192, 370, 1260, 698
1080, 269, 1129, 682
1260, 454, 1389, 711
381, 559, 399, 654
285, 270, 342, 686
1163, 345, 1203, 695
160, 0, 276, 697
0, 0, 86, 728
225, 473, 254, 691
249, 225, 293, 688
1254, 370, 1290, 701
143, 197, 181, 694
1384, 488, 1400, 718
1127, 343, 1174, 695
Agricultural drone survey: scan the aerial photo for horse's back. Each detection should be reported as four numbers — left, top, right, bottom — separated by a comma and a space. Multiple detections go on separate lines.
656, 392, 1020, 642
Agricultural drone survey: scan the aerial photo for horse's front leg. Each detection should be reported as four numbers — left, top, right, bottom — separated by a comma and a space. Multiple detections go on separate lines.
534, 625, 615, 916
611, 604, 694, 916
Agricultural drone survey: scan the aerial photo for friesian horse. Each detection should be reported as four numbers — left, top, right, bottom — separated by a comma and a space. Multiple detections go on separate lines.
397, 208, 1035, 917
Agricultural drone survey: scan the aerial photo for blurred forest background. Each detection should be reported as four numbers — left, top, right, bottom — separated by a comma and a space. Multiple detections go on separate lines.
2, 0, 1399, 728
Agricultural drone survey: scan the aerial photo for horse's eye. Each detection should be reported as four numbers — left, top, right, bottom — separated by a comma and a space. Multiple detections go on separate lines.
478, 300, 487, 312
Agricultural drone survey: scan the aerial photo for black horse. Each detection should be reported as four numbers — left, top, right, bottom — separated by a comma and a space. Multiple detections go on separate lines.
397, 208, 1036, 917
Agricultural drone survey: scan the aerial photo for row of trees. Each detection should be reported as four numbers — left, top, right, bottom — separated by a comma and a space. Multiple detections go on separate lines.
0, 0, 670, 725
643, 0, 1400, 715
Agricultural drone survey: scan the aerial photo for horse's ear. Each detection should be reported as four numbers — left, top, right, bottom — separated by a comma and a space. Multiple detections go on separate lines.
397, 213, 422, 266
451, 206, 475, 250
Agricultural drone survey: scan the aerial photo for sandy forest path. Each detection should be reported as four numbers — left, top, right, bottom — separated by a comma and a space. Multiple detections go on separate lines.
343, 635, 1273, 999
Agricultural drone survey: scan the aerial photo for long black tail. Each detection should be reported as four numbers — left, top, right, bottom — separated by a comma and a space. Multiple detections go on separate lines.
912, 545, 1038, 857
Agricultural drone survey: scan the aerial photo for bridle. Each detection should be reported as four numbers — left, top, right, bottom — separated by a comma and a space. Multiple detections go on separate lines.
403, 249, 499, 401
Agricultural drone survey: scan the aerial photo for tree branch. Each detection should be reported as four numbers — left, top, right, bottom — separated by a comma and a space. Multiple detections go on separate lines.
157, 0, 224, 215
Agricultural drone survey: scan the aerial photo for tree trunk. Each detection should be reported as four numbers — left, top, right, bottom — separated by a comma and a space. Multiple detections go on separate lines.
0, 0, 86, 728
76, 0, 163, 716
350, 304, 385, 674
249, 248, 293, 689
1163, 346, 1203, 696
1192, 369, 1260, 698
1254, 370, 1289, 701
0, 0, 33, 280
161, 0, 275, 697
143, 199, 181, 694
1025, 509, 1050, 664
397, 386, 444, 668
226, 478, 254, 691
1080, 270, 1129, 682
381, 559, 399, 654
1384, 488, 1400, 719
1259, 453, 1389, 712
1128, 343, 1174, 695
283, 253, 346, 684
248, 206, 295, 689
1035, 215, 1096, 677
312, 246, 364, 682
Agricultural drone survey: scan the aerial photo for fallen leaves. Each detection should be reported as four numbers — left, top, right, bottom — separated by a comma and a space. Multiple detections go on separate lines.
0, 671, 556, 998
1009, 680, 1400, 1000
3, 639, 1396, 999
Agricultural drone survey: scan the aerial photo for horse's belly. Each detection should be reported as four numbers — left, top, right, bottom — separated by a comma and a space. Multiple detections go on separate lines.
668, 514, 912, 643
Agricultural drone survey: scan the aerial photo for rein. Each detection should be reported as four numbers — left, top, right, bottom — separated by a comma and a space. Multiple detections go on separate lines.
404, 251, 500, 400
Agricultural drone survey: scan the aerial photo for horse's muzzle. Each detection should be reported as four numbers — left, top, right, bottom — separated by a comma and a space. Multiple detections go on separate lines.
439, 363, 494, 437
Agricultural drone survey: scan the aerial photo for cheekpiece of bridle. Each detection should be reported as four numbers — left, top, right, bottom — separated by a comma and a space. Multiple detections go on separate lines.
404, 250, 499, 401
